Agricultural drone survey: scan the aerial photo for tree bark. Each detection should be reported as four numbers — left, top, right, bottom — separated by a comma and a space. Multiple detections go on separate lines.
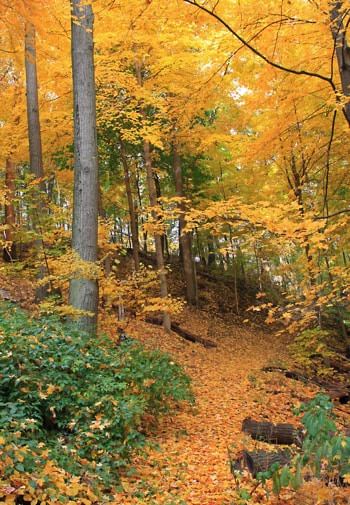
69, 0, 99, 335
208, 236, 216, 267
143, 140, 171, 331
25, 23, 44, 181
173, 144, 197, 305
330, 2, 350, 126
154, 172, 166, 257
24, 21, 49, 301
119, 139, 140, 269
135, 59, 170, 331
3, 159, 17, 262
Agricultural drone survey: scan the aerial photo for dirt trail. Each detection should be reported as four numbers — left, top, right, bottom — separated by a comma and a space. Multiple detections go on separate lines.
114, 310, 313, 505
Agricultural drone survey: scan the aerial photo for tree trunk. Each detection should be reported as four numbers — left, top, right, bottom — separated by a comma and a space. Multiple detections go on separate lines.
24, 21, 48, 301
330, 2, 350, 126
173, 144, 197, 305
69, 0, 99, 335
119, 139, 140, 269
135, 59, 170, 331
143, 140, 171, 331
25, 23, 44, 181
208, 236, 216, 267
135, 166, 148, 253
154, 172, 166, 257
3, 159, 17, 262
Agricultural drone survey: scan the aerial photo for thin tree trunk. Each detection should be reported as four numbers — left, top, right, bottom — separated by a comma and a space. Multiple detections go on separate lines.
25, 23, 44, 181
24, 21, 48, 301
330, 2, 350, 126
173, 144, 197, 305
195, 229, 206, 266
69, 0, 99, 335
119, 139, 140, 269
135, 166, 148, 253
3, 159, 17, 261
154, 172, 166, 257
97, 186, 113, 277
208, 236, 216, 267
233, 255, 239, 315
143, 140, 171, 331
135, 59, 170, 331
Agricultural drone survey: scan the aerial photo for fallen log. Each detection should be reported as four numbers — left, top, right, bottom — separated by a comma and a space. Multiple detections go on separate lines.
145, 316, 217, 348
261, 366, 308, 382
262, 366, 350, 404
231, 450, 291, 477
242, 418, 303, 447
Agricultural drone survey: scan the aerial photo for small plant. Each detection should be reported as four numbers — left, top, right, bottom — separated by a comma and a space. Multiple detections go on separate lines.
0, 302, 193, 499
290, 328, 337, 377
295, 394, 350, 483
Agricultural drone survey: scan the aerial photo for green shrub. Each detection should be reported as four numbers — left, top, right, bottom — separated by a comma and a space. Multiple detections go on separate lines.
0, 303, 193, 488
289, 327, 337, 377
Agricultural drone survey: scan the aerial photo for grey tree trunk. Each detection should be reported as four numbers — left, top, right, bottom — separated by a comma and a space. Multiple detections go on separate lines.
24, 22, 49, 301
330, 2, 350, 126
172, 145, 197, 305
143, 140, 171, 331
3, 159, 17, 262
135, 60, 171, 331
69, 0, 99, 335
119, 139, 140, 269
25, 22, 44, 181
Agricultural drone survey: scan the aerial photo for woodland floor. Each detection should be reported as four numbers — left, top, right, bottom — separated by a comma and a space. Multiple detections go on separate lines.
111, 308, 350, 505
1, 272, 349, 504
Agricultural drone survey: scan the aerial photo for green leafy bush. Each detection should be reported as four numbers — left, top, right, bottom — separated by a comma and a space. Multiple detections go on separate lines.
295, 394, 350, 482
289, 328, 338, 377
0, 303, 193, 488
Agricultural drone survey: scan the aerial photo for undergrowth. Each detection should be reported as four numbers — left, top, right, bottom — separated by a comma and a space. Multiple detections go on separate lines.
0, 302, 193, 502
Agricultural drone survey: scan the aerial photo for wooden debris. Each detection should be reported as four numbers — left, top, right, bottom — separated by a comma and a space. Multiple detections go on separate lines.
145, 316, 217, 348
231, 450, 291, 477
242, 418, 303, 446
262, 366, 350, 404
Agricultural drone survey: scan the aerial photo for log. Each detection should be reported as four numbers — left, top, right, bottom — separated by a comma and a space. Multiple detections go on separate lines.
145, 316, 217, 348
262, 366, 350, 404
242, 418, 303, 447
231, 450, 291, 477
261, 366, 308, 382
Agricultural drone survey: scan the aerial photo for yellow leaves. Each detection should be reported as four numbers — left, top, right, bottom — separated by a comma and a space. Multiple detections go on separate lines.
343, 473, 350, 484
38, 384, 60, 399
141, 295, 184, 316
89, 413, 111, 431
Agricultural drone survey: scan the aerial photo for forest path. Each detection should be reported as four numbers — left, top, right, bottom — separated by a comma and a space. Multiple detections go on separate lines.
113, 309, 312, 505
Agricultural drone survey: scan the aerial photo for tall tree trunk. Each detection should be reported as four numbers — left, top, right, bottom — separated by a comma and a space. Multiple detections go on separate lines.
154, 172, 166, 257
25, 23, 44, 182
119, 139, 140, 269
330, 2, 350, 126
207, 236, 216, 267
135, 60, 170, 331
69, 0, 99, 335
135, 166, 148, 253
143, 140, 171, 331
3, 159, 17, 262
173, 144, 197, 305
25, 21, 48, 301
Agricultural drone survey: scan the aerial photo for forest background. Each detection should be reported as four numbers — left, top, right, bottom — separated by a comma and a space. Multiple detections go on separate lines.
0, 0, 350, 504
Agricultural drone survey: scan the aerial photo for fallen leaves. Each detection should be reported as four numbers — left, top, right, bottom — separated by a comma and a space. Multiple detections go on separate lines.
110, 309, 341, 505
